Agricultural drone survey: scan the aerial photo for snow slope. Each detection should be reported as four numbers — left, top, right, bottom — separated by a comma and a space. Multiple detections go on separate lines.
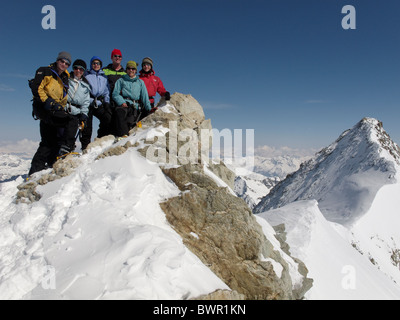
258, 200, 400, 299
350, 183, 400, 285
256, 118, 400, 299
0, 101, 307, 300
0, 137, 230, 299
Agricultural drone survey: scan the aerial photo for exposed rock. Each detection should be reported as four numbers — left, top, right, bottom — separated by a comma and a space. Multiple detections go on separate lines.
161, 164, 311, 300
16, 154, 81, 204
193, 289, 245, 300
207, 162, 236, 191
96, 141, 134, 160
16, 181, 41, 203
85, 135, 115, 153
169, 93, 206, 126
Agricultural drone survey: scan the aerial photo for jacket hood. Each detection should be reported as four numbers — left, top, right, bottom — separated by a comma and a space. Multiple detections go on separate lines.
139, 69, 155, 77
90, 56, 103, 70
50, 62, 70, 78
122, 74, 140, 82
87, 68, 106, 76
70, 72, 91, 86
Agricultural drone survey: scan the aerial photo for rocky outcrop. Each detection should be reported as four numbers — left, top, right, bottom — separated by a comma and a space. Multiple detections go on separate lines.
160, 163, 309, 300
136, 94, 311, 299
193, 289, 245, 300
16, 155, 82, 204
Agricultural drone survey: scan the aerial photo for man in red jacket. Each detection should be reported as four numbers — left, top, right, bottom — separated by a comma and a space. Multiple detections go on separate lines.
139, 57, 170, 114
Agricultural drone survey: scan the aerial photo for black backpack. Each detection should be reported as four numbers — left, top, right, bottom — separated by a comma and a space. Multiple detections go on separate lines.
28, 79, 39, 120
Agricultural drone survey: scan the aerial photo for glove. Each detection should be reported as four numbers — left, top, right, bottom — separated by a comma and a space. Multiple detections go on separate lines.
164, 92, 170, 101
45, 98, 64, 112
150, 107, 158, 114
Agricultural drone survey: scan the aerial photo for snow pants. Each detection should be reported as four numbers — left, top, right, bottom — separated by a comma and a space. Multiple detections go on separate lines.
114, 105, 140, 137
29, 102, 79, 175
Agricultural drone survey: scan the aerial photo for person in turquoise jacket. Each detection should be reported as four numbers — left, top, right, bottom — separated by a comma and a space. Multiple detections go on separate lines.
112, 60, 151, 137
67, 59, 91, 150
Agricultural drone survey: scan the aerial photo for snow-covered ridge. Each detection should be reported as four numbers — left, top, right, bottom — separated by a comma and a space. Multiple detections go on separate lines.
0, 94, 310, 300
255, 117, 400, 226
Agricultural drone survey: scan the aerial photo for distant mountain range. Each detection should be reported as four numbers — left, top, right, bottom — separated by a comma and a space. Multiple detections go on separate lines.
0, 154, 30, 183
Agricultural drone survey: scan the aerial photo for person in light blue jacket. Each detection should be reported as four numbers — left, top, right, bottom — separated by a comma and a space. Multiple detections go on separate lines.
112, 60, 151, 137
67, 59, 91, 149
85, 56, 112, 143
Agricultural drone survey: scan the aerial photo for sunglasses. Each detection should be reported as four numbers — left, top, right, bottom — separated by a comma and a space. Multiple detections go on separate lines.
73, 66, 85, 71
92, 61, 101, 65
113, 55, 122, 59
126, 67, 136, 71
59, 59, 71, 66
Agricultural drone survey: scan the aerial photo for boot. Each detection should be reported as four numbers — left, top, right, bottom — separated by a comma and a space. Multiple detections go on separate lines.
58, 144, 71, 158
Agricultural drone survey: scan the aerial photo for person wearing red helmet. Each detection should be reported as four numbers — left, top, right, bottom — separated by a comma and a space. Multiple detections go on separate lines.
103, 49, 126, 96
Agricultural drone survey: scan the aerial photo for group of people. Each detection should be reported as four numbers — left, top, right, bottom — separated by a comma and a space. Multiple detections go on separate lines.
28, 49, 170, 176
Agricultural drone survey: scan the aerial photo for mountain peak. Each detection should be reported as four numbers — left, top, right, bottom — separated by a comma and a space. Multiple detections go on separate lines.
359, 117, 400, 165
254, 118, 400, 226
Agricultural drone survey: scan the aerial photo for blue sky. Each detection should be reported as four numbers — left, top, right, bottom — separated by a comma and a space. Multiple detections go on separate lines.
1, 0, 400, 153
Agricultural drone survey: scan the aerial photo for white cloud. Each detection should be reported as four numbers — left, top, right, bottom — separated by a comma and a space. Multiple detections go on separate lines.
0, 139, 38, 158
255, 145, 317, 158
0, 73, 31, 80
0, 84, 15, 92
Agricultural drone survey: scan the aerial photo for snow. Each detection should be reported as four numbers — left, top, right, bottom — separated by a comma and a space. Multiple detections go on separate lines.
0, 138, 230, 300
0, 154, 31, 183
255, 118, 400, 226
351, 183, 400, 285
258, 200, 400, 299
255, 118, 400, 299
255, 215, 305, 291
2, 116, 400, 300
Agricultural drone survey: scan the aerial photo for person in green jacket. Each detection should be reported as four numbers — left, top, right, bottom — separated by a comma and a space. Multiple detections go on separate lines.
112, 61, 151, 137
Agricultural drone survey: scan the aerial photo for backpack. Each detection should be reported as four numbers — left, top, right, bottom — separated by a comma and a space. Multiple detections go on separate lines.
28, 78, 39, 120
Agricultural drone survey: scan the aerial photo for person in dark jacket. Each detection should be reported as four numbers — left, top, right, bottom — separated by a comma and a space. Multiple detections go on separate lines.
29, 51, 79, 176
103, 49, 127, 136
84, 56, 112, 143
103, 49, 126, 96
